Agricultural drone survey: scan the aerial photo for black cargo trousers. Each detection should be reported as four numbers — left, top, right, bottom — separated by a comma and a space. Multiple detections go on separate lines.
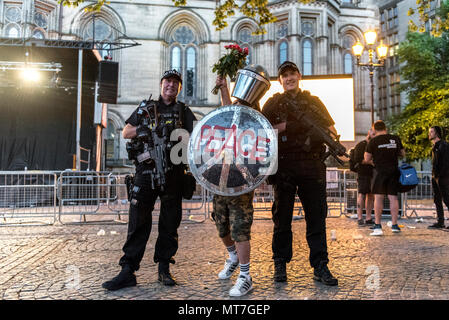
271, 157, 329, 269
432, 176, 449, 225
119, 166, 184, 272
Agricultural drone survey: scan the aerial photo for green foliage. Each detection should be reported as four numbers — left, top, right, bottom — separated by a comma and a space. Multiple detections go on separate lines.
58, 0, 110, 12
408, 0, 449, 36
60, 0, 447, 36
389, 89, 449, 160
397, 32, 449, 102
59, 0, 314, 34
388, 6, 449, 161
212, 0, 313, 35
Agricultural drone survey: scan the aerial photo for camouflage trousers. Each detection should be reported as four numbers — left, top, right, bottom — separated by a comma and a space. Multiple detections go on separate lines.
212, 191, 254, 242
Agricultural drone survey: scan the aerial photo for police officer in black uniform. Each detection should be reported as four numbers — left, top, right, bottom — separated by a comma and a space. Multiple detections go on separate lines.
102, 70, 196, 291
262, 61, 338, 286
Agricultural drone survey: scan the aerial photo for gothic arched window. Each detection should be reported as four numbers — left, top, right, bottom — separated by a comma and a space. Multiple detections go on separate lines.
82, 16, 116, 59
32, 30, 45, 39
34, 12, 48, 29
276, 23, 288, 39
302, 39, 313, 75
185, 47, 196, 98
343, 34, 356, 74
4, 5, 21, 37
169, 25, 198, 100
344, 53, 353, 74
5, 24, 20, 38
237, 27, 253, 65
279, 41, 288, 65
171, 46, 182, 72
5, 6, 21, 23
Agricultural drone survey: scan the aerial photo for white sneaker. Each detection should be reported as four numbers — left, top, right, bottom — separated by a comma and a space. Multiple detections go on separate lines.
370, 228, 384, 236
229, 274, 253, 297
218, 259, 239, 280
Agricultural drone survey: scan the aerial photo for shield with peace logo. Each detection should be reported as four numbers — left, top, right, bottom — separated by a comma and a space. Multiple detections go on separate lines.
188, 105, 278, 196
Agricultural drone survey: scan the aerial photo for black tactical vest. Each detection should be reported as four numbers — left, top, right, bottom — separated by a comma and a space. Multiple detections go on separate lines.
274, 91, 329, 157
131, 99, 186, 170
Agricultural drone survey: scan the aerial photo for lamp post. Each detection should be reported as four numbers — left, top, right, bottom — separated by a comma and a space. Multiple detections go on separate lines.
352, 30, 388, 125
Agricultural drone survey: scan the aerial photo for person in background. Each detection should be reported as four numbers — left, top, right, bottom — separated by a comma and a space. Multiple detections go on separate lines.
364, 120, 405, 236
354, 129, 375, 227
428, 126, 449, 229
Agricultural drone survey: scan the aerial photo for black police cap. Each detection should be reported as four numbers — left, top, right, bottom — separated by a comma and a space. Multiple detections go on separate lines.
277, 61, 301, 77
161, 69, 182, 84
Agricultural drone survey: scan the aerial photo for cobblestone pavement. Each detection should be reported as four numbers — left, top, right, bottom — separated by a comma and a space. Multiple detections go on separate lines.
1, 213, 449, 301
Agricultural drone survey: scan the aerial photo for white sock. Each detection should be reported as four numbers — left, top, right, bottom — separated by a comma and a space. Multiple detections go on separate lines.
226, 245, 238, 263
239, 262, 250, 276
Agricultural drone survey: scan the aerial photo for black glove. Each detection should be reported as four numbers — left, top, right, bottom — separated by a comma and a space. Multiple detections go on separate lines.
136, 125, 151, 139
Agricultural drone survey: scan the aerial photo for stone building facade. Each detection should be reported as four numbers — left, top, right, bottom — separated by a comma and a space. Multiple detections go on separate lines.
2, 0, 421, 169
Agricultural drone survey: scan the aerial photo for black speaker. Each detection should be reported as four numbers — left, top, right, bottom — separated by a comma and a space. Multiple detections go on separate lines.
98, 61, 119, 104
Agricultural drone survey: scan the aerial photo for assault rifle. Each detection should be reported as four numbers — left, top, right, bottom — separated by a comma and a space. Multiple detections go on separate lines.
131, 97, 172, 190
280, 94, 350, 166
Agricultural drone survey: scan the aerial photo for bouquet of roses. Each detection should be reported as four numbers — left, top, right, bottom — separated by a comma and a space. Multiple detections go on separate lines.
211, 44, 249, 95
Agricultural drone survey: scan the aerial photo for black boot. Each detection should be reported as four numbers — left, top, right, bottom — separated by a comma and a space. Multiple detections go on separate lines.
428, 222, 445, 229
274, 259, 287, 282
158, 262, 177, 286
313, 261, 338, 286
102, 265, 137, 291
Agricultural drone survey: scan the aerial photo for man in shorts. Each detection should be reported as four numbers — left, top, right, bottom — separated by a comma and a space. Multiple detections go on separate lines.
212, 65, 270, 296
364, 120, 405, 236
354, 129, 375, 226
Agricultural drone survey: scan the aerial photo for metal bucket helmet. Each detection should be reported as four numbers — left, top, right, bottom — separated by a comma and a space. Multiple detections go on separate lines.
231, 64, 271, 106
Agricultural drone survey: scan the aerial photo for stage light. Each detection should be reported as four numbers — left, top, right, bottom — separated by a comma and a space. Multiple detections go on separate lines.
21, 67, 40, 82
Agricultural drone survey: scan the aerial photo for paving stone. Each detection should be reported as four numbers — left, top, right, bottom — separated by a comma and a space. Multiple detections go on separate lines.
0, 215, 449, 300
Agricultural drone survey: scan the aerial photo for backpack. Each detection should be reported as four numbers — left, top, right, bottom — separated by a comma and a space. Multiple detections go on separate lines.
349, 148, 357, 172
398, 163, 419, 193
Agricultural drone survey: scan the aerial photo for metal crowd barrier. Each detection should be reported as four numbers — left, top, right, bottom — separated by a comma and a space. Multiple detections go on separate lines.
249, 168, 346, 220
0, 170, 209, 226
403, 171, 437, 219
56, 171, 209, 224
341, 169, 437, 218
0, 171, 58, 225
0, 169, 439, 226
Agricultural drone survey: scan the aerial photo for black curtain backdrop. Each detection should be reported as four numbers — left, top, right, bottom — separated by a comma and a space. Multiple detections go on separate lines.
0, 87, 95, 170
0, 47, 98, 171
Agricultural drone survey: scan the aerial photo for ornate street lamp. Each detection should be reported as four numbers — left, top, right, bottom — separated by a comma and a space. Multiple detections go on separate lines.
352, 30, 388, 124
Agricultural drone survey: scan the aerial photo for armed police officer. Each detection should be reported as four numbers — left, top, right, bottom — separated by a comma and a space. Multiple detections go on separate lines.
262, 61, 339, 286
102, 70, 196, 291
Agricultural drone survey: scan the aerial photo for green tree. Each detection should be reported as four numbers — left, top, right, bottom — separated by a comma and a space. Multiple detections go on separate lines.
389, 1, 449, 161
408, 0, 449, 37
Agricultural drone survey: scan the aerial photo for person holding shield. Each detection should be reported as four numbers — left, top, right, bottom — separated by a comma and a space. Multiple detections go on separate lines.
212, 65, 270, 297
